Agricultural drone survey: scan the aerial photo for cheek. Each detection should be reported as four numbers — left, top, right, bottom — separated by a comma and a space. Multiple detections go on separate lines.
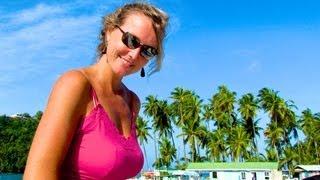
114, 43, 131, 56
107, 43, 124, 59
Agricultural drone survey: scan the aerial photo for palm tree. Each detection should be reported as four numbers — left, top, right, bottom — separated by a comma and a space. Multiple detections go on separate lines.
171, 88, 204, 163
178, 119, 207, 162
299, 109, 320, 163
195, 125, 210, 162
227, 126, 251, 162
210, 85, 237, 129
184, 92, 205, 162
258, 88, 287, 126
265, 148, 277, 162
152, 158, 163, 170
264, 122, 284, 162
170, 87, 193, 162
170, 87, 193, 126
202, 104, 214, 131
159, 137, 177, 170
258, 88, 297, 157
136, 116, 152, 169
282, 107, 298, 146
207, 129, 227, 162
238, 93, 261, 154
279, 146, 299, 175
143, 95, 174, 166
153, 99, 174, 140
143, 95, 160, 160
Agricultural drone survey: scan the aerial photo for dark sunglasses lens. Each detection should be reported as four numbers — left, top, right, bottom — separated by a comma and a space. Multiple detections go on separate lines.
141, 46, 157, 59
122, 31, 157, 59
123, 32, 140, 49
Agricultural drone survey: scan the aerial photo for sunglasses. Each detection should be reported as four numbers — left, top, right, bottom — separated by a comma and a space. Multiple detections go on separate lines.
116, 25, 158, 59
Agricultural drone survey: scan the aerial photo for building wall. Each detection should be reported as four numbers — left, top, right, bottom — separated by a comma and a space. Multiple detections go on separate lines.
271, 170, 283, 180
214, 170, 281, 180
299, 171, 320, 179
256, 171, 266, 180
217, 171, 241, 180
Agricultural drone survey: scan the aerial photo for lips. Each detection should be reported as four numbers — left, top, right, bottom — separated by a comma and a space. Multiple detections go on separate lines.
121, 57, 134, 67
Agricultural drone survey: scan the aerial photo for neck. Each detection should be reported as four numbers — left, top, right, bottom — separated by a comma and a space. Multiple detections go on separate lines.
92, 55, 124, 94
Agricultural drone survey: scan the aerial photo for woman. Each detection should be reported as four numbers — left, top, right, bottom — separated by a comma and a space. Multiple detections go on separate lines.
24, 2, 168, 179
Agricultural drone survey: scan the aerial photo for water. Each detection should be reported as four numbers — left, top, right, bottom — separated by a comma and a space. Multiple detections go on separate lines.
0, 174, 22, 180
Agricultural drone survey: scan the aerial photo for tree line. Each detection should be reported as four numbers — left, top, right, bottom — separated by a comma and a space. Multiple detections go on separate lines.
0, 112, 41, 173
136, 85, 320, 174
0, 85, 319, 174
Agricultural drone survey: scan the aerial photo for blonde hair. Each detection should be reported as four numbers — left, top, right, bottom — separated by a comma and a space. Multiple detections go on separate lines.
97, 2, 169, 75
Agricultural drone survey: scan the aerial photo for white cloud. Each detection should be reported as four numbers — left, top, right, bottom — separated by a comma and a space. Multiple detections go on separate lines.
0, 3, 103, 87
0, 1, 175, 87
10, 4, 66, 25
248, 60, 261, 72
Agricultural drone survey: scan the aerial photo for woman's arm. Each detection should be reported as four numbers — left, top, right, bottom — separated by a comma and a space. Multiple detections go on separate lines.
24, 70, 90, 180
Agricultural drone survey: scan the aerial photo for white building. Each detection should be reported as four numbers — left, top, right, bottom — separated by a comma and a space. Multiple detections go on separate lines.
294, 165, 320, 180
186, 162, 282, 180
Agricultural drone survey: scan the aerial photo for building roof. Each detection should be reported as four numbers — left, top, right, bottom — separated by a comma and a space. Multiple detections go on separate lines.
295, 165, 320, 172
187, 162, 278, 171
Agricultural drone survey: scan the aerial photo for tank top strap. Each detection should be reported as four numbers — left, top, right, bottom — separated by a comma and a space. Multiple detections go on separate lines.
76, 69, 100, 108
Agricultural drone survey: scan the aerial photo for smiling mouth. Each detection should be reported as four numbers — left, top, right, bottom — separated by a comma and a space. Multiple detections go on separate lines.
121, 57, 134, 67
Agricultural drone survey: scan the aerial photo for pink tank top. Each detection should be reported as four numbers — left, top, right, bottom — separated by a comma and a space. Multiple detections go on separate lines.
61, 88, 144, 179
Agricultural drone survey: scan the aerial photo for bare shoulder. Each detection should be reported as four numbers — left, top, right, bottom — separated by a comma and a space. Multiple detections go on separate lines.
54, 70, 90, 91
49, 69, 91, 116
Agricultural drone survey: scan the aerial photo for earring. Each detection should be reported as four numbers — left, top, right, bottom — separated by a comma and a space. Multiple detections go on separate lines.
140, 68, 145, 77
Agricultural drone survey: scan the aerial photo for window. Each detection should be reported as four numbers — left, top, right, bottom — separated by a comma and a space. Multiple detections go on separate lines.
241, 172, 246, 180
212, 171, 217, 178
265, 171, 270, 180
252, 172, 257, 180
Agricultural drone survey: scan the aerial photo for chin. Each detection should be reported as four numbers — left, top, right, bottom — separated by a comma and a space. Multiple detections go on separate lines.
114, 69, 129, 77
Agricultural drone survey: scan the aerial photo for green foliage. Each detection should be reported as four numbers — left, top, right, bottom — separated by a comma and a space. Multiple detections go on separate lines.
210, 85, 237, 129
159, 137, 177, 169
0, 113, 39, 173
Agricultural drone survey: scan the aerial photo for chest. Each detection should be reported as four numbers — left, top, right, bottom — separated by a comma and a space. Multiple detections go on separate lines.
63, 114, 144, 179
98, 95, 133, 136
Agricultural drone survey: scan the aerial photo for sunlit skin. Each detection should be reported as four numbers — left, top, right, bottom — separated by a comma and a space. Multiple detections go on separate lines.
24, 13, 158, 179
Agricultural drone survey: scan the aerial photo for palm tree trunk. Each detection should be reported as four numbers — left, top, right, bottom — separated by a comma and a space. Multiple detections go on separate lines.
253, 126, 259, 155
315, 141, 320, 164
142, 142, 149, 170
154, 131, 158, 161
170, 130, 176, 149
192, 144, 196, 162
180, 110, 187, 163
274, 144, 280, 164
196, 139, 200, 161
192, 138, 197, 162
297, 140, 301, 164
183, 134, 187, 162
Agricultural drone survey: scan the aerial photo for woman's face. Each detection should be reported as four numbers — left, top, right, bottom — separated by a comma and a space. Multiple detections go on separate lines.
106, 13, 158, 77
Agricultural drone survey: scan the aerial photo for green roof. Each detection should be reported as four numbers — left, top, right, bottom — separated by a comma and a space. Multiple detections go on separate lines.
187, 162, 278, 170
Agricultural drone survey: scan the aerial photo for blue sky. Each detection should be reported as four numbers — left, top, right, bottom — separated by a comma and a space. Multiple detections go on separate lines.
1, 0, 320, 169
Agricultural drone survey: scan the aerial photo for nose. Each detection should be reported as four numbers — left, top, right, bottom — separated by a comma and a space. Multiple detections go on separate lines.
128, 47, 141, 60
